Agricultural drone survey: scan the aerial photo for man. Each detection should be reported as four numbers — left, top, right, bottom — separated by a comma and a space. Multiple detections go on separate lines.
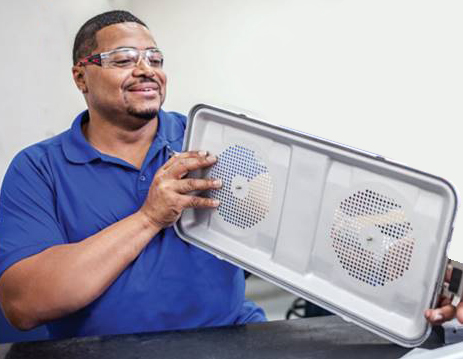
0, 10, 264, 339
0, 10, 459, 340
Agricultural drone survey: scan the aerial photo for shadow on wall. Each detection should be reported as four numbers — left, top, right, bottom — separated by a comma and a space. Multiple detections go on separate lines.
0, 311, 48, 344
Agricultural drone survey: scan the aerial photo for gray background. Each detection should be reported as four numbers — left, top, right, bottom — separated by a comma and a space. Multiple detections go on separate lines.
0, 1, 461, 257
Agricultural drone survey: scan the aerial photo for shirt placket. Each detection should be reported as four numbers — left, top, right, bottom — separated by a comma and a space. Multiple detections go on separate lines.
137, 140, 172, 202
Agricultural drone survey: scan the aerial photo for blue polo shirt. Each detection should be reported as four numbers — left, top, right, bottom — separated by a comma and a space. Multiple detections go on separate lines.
0, 109, 265, 339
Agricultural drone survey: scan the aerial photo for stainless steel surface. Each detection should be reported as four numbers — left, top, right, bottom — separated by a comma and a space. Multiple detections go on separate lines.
176, 104, 458, 347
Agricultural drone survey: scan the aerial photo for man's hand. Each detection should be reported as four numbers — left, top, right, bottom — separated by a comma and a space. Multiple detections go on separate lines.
425, 265, 463, 325
139, 150, 222, 229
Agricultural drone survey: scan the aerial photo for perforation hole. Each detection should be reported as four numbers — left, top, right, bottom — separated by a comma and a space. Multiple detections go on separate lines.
331, 189, 415, 286
207, 145, 273, 229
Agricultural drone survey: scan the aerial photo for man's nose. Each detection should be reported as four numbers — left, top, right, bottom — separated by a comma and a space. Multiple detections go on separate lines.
134, 54, 156, 77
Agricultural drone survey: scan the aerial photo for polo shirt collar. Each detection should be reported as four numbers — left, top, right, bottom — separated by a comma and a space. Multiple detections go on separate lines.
155, 108, 183, 143
62, 109, 178, 165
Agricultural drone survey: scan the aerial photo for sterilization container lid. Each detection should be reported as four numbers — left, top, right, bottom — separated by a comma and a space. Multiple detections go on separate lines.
174, 104, 459, 347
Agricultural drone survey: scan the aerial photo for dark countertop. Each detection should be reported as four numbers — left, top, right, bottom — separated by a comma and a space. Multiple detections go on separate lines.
0, 315, 444, 359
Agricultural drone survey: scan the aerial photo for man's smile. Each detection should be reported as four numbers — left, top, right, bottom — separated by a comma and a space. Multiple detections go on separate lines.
126, 82, 160, 97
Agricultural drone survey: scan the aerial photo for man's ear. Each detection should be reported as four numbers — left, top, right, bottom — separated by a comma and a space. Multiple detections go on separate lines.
72, 65, 88, 93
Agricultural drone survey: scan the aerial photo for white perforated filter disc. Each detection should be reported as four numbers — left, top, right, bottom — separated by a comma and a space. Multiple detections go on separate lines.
208, 145, 273, 229
331, 189, 415, 286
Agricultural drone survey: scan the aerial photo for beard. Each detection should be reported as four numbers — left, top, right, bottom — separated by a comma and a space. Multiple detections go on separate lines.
127, 105, 158, 121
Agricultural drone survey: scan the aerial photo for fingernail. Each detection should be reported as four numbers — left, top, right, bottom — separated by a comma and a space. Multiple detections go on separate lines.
198, 151, 208, 157
207, 155, 216, 162
433, 313, 443, 321
212, 199, 220, 207
213, 179, 222, 187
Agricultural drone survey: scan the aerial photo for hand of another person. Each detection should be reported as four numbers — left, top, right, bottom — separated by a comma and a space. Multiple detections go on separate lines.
139, 150, 222, 229
425, 265, 463, 325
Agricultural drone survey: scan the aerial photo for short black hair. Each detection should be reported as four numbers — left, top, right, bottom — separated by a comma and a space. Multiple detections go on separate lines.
72, 10, 148, 65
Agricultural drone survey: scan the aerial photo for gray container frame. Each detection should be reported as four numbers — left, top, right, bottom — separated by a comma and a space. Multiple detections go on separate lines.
174, 103, 459, 347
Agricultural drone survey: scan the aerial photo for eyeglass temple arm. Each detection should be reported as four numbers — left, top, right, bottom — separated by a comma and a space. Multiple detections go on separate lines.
78, 54, 102, 66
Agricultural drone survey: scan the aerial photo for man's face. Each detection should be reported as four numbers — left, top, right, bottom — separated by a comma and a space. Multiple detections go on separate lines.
76, 22, 167, 127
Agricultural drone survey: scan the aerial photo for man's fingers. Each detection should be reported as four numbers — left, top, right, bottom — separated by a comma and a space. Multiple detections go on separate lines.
425, 305, 456, 326
176, 178, 222, 194
434, 294, 451, 307
456, 301, 463, 324
182, 195, 220, 209
165, 155, 217, 179
440, 297, 452, 306
162, 150, 209, 172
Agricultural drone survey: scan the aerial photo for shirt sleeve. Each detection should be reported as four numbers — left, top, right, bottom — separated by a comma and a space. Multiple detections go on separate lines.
234, 299, 267, 324
0, 149, 66, 279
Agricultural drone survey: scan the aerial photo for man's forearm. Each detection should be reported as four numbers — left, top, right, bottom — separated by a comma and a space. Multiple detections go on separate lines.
0, 211, 161, 330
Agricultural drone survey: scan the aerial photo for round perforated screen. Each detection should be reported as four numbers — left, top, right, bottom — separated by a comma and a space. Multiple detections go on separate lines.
208, 145, 273, 229
330, 189, 415, 287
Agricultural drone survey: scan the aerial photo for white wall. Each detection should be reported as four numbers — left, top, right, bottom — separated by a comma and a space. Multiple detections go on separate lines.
129, 0, 463, 260
1, 1, 462, 259
0, 0, 128, 179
